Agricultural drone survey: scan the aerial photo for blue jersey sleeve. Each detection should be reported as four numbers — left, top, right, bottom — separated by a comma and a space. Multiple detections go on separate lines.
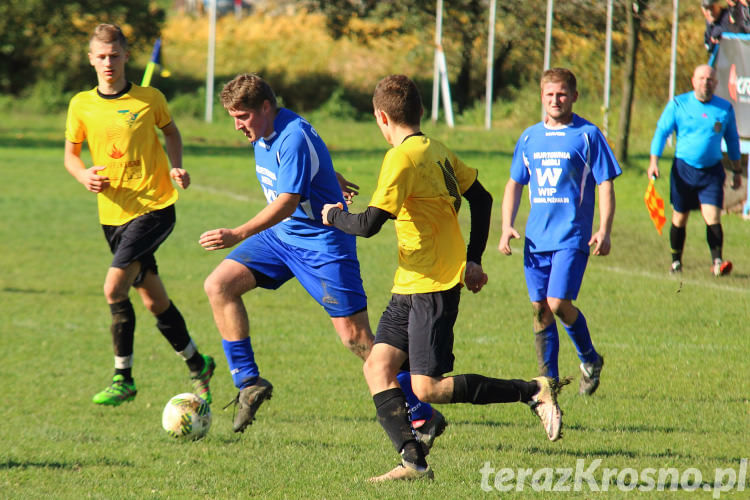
276, 131, 311, 201
650, 99, 676, 157
724, 106, 741, 162
510, 130, 532, 185
589, 128, 622, 184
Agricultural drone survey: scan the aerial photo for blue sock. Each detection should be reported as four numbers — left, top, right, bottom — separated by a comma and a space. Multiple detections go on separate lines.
396, 371, 433, 422
222, 338, 259, 389
563, 311, 598, 364
535, 323, 560, 380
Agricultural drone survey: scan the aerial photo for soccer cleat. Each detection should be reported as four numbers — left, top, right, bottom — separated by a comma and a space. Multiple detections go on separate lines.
191, 354, 216, 404
529, 376, 567, 442
712, 260, 732, 277
368, 460, 434, 482
92, 374, 137, 406
579, 355, 604, 396
670, 261, 682, 274
224, 377, 273, 433
413, 409, 447, 455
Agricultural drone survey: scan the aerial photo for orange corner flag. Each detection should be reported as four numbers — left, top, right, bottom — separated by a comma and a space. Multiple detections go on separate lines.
644, 178, 666, 235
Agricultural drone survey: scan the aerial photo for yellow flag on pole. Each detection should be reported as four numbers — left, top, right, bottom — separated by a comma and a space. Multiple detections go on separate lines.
644, 178, 666, 235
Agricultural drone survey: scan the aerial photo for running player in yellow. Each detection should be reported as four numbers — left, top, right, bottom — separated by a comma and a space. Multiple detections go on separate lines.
64, 24, 215, 406
322, 75, 566, 482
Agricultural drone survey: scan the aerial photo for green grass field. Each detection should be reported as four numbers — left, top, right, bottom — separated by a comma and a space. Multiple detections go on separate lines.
1, 108, 748, 499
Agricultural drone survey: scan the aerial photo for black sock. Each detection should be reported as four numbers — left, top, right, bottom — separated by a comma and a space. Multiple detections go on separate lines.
110, 299, 135, 355
186, 352, 205, 374
706, 223, 723, 262
373, 388, 427, 468
114, 367, 133, 381
451, 374, 538, 404
156, 301, 192, 351
670, 224, 686, 263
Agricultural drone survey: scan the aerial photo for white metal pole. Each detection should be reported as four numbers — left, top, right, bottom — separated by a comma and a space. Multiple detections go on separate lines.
431, 0, 443, 122
542, 0, 553, 120
668, 0, 679, 146
603, 0, 613, 136
205, 0, 217, 123
438, 51, 454, 128
485, 0, 497, 130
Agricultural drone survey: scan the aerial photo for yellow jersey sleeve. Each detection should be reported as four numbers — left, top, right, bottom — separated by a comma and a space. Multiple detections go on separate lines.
368, 147, 415, 217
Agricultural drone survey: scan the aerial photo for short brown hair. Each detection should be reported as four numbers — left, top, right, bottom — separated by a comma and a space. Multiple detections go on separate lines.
220, 73, 277, 111
90, 24, 128, 50
540, 68, 577, 93
372, 75, 423, 126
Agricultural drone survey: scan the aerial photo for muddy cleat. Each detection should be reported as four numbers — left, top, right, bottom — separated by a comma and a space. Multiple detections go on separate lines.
579, 355, 604, 396
224, 377, 273, 433
413, 409, 447, 455
92, 374, 137, 406
529, 376, 567, 441
191, 354, 216, 404
368, 460, 434, 482
670, 261, 682, 274
712, 260, 732, 277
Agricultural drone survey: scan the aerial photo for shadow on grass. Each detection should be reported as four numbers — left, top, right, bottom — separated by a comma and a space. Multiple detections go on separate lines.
0, 457, 133, 470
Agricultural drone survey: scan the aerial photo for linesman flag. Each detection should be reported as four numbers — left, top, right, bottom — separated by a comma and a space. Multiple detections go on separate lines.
644, 177, 666, 235
141, 38, 170, 87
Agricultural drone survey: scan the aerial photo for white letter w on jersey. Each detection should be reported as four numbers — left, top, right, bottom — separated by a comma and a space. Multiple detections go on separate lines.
535, 167, 562, 186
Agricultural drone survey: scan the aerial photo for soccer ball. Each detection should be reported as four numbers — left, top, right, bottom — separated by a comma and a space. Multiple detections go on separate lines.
161, 393, 212, 440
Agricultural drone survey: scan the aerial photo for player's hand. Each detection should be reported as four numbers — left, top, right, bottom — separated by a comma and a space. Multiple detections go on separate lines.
171, 168, 191, 189
731, 172, 742, 190
79, 165, 110, 193
199, 228, 241, 250
589, 230, 611, 256
321, 202, 343, 226
335, 172, 359, 205
498, 227, 520, 255
464, 261, 488, 293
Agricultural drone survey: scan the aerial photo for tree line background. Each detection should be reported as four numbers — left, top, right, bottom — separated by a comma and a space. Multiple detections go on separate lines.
0, 0, 708, 160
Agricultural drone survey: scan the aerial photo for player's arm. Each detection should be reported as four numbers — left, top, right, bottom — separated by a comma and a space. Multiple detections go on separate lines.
322, 204, 392, 237
648, 101, 676, 180
335, 171, 360, 205
498, 179, 524, 255
161, 121, 190, 189
199, 193, 301, 250
463, 179, 492, 293
723, 107, 743, 190
589, 180, 615, 256
64, 140, 110, 193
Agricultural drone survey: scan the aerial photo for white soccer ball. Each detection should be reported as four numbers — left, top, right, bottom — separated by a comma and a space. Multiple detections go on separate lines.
162, 393, 212, 440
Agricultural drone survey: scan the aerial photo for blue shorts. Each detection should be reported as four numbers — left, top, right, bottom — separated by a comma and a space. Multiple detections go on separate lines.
226, 229, 367, 317
523, 246, 589, 302
670, 158, 725, 212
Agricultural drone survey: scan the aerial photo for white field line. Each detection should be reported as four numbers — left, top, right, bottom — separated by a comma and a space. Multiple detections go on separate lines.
599, 264, 748, 294
190, 183, 252, 202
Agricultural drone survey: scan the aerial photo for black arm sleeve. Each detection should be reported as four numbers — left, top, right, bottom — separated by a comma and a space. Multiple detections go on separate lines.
462, 179, 493, 266
326, 205, 392, 238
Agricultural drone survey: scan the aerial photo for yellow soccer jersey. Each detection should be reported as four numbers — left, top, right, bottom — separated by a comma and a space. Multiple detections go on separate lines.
369, 134, 478, 294
65, 84, 178, 225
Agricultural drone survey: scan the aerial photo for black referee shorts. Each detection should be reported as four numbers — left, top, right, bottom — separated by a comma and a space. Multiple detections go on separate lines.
102, 204, 176, 286
374, 284, 461, 377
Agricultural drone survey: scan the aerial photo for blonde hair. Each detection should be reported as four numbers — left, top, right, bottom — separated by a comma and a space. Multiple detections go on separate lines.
540, 68, 577, 93
90, 24, 128, 50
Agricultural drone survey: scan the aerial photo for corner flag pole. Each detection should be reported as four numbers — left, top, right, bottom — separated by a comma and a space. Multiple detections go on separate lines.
542, 0, 553, 120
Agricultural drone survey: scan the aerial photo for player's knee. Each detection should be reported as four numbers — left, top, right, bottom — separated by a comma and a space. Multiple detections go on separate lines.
203, 273, 226, 300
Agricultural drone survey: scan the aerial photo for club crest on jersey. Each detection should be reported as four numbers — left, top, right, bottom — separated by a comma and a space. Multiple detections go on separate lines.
117, 109, 140, 128
713, 121, 722, 133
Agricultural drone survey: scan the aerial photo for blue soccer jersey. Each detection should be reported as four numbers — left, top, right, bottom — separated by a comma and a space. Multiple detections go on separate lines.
252, 108, 355, 254
650, 91, 741, 168
510, 114, 622, 253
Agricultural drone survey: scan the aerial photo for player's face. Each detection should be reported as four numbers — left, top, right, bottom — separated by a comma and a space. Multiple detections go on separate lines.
88, 40, 128, 86
541, 81, 577, 126
228, 103, 273, 142
692, 66, 717, 102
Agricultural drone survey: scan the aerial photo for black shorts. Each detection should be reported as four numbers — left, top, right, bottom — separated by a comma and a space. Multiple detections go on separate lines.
374, 284, 461, 377
102, 205, 176, 286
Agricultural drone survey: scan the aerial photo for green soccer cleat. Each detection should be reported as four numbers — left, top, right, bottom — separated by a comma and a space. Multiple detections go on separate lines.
191, 354, 216, 405
92, 374, 137, 406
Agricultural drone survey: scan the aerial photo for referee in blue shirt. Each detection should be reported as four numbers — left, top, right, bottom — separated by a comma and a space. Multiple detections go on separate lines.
648, 64, 742, 277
